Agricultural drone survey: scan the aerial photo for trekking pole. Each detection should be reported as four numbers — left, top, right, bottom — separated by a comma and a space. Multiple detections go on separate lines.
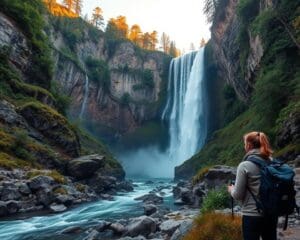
231, 196, 234, 219
230, 180, 235, 219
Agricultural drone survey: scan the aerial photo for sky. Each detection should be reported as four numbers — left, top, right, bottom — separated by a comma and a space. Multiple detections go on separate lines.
79, 0, 211, 52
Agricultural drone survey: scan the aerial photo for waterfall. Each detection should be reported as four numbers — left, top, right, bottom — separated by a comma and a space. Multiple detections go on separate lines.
163, 48, 208, 166
79, 74, 89, 119
116, 48, 208, 178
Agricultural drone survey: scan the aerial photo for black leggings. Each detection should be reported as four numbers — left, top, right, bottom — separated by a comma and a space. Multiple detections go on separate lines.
242, 215, 278, 240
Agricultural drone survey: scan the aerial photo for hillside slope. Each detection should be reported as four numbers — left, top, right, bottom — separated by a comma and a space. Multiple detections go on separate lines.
175, 0, 300, 179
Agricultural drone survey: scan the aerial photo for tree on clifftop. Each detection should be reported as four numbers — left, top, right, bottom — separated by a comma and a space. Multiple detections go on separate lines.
109, 16, 129, 39
91, 7, 104, 29
63, 0, 82, 15
160, 32, 170, 53
129, 24, 143, 45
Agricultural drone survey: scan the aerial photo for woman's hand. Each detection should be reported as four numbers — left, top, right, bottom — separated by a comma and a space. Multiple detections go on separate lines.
227, 185, 234, 194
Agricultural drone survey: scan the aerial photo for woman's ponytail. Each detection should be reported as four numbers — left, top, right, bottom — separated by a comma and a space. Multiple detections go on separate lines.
244, 131, 273, 159
259, 132, 273, 159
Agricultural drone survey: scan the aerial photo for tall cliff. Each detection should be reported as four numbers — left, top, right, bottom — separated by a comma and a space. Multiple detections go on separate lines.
175, 0, 300, 179
0, 1, 125, 183
50, 17, 170, 135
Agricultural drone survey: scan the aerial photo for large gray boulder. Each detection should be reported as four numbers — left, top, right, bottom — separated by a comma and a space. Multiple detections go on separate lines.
67, 155, 105, 180
28, 175, 55, 191
159, 219, 182, 236
134, 193, 163, 204
0, 185, 22, 201
125, 216, 157, 237
202, 165, 236, 189
0, 201, 8, 217
170, 219, 194, 240
143, 204, 158, 216
90, 175, 117, 194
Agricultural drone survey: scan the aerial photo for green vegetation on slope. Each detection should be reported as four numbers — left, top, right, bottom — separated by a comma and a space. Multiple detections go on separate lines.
178, 0, 300, 179
0, 1, 122, 172
0, 0, 53, 89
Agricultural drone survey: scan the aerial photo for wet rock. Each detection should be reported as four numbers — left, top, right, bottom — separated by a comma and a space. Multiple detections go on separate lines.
100, 194, 114, 201
95, 221, 111, 232
36, 188, 54, 206
90, 175, 117, 194
6, 200, 20, 214
28, 176, 55, 191
134, 193, 163, 204
109, 222, 126, 235
55, 194, 74, 206
119, 236, 146, 240
0, 201, 8, 217
83, 229, 100, 240
143, 204, 158, 216
125, 216, 157, 237
98, 229, 115, 239
61, 226, 83, 234
0, 186, 22, 201
159, 219, 182, 236
116, 180, 134, 192
18, 183, 31, 195
49, 203, 67, 212
67, 155, 105, 180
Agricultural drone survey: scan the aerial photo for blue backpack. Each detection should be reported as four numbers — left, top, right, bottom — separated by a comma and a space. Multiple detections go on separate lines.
246, 155, 298, 230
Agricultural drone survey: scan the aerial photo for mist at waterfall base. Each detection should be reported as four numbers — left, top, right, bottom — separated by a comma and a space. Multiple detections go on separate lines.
117, 49, 208, 178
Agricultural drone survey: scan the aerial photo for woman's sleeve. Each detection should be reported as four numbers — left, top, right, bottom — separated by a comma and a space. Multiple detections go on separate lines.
231, 162, 247, 200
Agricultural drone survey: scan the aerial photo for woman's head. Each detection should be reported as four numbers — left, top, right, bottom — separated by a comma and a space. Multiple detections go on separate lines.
243, 131, 273, 158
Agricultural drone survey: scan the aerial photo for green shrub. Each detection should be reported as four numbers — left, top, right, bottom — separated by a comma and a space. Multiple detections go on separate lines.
12, 130, 34, 163
85, 57, 110, 92
237, 0, 260, 25
222, 85, 247, 124
201, 187, 231, 213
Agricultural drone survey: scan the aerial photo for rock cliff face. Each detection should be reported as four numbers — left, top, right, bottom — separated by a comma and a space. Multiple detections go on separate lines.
52, 29, 169, 134
0, 13, 31, 82
210, 0, 270, 102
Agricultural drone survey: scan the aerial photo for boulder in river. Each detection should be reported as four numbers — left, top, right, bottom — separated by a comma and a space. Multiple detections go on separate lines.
125, 216, 157, 237
67, 155, 105, 180
134, 193, 163, 204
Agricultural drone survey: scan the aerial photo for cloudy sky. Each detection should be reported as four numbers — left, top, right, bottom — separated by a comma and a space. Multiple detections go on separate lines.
63, 0, 211, 51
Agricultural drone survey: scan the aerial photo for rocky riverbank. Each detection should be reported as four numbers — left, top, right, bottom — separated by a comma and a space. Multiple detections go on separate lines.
0, 155, 134, 218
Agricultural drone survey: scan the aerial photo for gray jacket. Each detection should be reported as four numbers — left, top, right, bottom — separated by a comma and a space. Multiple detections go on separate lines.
231, 149, 270, 216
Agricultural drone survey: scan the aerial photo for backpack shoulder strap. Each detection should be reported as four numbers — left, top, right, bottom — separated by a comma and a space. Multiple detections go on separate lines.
245, 154, 268, 168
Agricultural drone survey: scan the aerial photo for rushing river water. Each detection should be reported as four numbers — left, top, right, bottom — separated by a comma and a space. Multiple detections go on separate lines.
0, 179, 176, 240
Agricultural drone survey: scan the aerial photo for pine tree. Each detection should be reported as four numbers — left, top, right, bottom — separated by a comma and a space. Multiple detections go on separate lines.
160, 32, 170, 53
150, 31, 158, 50
129, 24, 143, 45
63, 0, 73, 11
74, 0, 82, 15
91, 7, 104, 29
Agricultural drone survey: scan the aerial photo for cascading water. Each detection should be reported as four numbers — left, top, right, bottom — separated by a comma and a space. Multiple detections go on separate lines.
119, 48, 208, 177
79, 74, 89, 119
163, 48, 208, 166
